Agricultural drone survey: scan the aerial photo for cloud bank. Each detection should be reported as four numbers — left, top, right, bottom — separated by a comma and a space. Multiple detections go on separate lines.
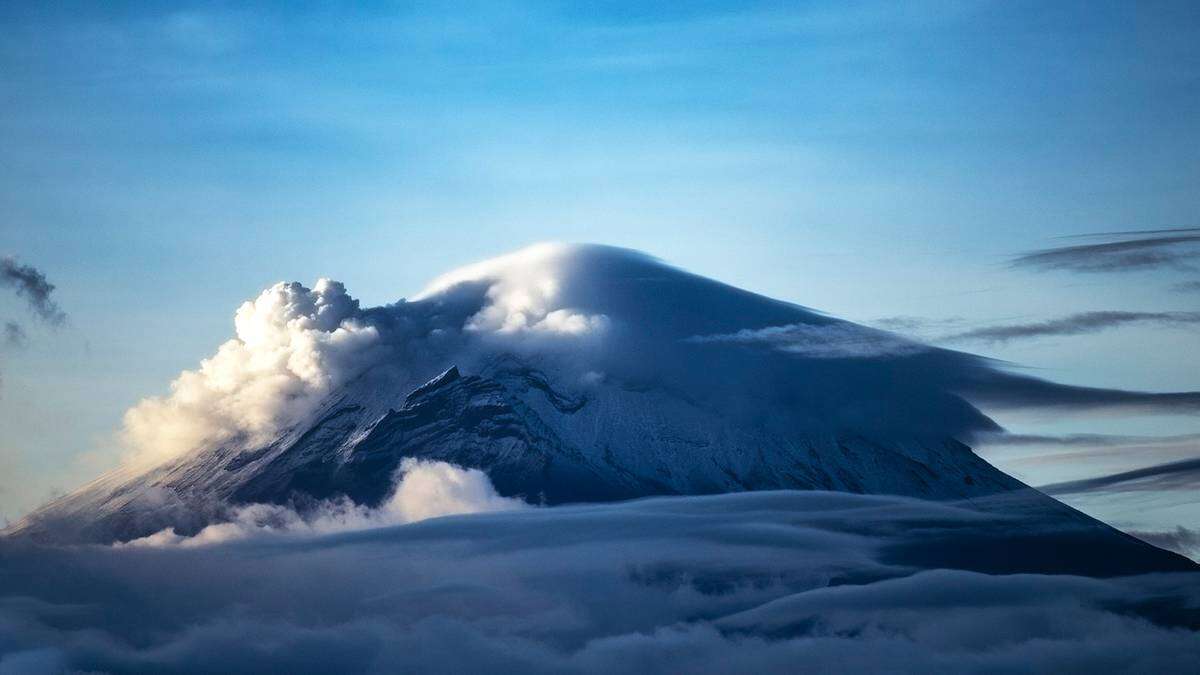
0, 490, 1196, 673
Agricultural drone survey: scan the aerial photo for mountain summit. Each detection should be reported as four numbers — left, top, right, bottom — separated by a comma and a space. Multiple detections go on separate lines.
7, 244, 1197, 572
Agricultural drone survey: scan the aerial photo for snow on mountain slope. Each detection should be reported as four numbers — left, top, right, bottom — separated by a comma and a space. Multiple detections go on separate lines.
7, 244, 1198, 564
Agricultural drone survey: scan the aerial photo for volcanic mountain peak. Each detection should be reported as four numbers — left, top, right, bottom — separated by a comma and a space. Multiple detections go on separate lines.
5, 244, 1196, 575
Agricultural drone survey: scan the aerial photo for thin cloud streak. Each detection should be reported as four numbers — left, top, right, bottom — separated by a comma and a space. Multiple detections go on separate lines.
1060, 227, 1200, 238
685, 322, 928, 359
1039, 456, 1200, 495
960, 372, 1200, 415
941, 310, 1200, 344
976, 431, 1200, 448
1012, 228, 1200, 273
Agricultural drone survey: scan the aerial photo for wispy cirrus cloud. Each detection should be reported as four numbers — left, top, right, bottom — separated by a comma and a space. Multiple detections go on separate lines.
1011, 228, 1200, 273
940, 310, 1200, 344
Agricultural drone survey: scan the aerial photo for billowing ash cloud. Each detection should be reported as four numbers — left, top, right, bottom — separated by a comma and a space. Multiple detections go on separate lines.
1012, 228, 1200, 273
941, 310, 1200, 344
121, 279, 386, 468
117, 243, 1200, 470
0, 257, 66, 326
0, 491, 1196, 673
118, 245, 611, 469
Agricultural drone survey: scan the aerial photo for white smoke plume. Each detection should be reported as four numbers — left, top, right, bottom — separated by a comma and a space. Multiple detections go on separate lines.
119, 245, 611, 470
120, 279, 384, 469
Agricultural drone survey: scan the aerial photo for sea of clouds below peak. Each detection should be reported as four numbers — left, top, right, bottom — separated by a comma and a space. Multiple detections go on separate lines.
1, 490, 1198, 674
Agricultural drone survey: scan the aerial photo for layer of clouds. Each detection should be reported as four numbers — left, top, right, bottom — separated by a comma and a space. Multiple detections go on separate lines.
1011, 228, 1200, 273
940, 310, 1200, 344
685, 322, 927, 359
0, 490, 1196, 673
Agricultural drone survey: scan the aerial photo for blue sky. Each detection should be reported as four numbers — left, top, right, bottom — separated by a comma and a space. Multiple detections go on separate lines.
1, 1, 1198, 532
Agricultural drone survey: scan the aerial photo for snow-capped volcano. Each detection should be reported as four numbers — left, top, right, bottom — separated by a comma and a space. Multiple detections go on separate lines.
6, 244, 1197, 567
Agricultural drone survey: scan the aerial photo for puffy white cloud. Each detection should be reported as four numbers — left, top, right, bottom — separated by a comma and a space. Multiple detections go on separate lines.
122, 459, 525, 547
116, 247, 618, 471
120, 279, 385, 469
387, 458, 528, 523
418, 243, 610, 336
